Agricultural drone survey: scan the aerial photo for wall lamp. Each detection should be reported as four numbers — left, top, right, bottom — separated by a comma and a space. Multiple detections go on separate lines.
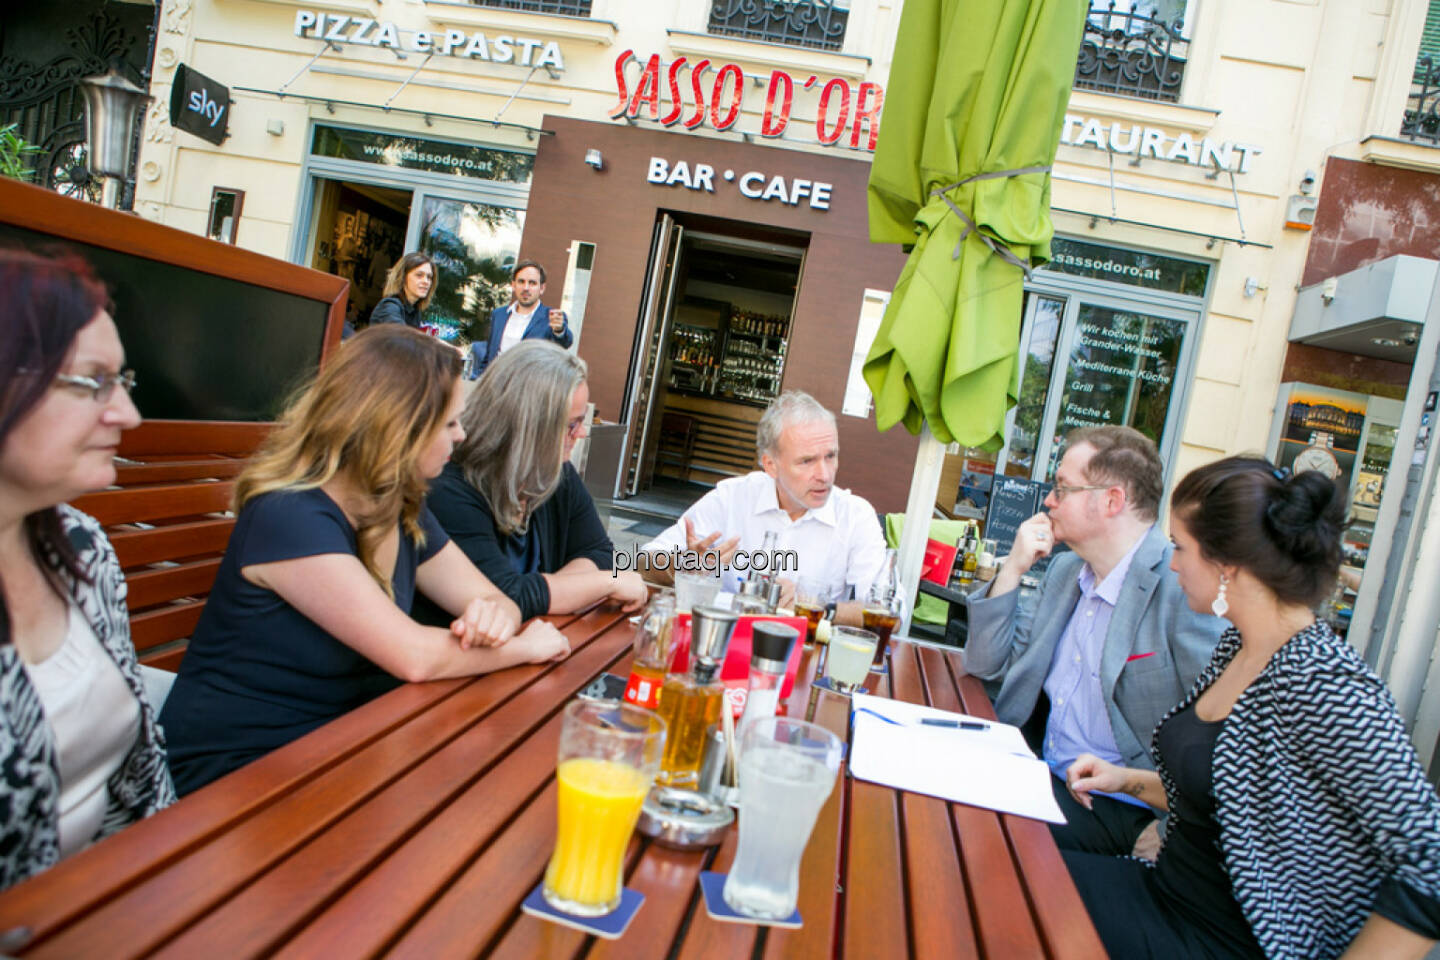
584, 148, 604, 170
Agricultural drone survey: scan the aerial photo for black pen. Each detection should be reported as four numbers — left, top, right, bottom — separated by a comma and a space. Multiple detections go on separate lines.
919, 718, 989, 730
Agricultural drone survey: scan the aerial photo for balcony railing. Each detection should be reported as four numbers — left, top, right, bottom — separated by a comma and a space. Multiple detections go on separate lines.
1402, 56, 1440, 144
706, 0, 849, 52
466, 0, 592, 16
1074, 2, 1188, 103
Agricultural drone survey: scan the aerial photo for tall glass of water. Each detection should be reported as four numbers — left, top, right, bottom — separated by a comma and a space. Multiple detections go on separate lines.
723, 716, 844, 920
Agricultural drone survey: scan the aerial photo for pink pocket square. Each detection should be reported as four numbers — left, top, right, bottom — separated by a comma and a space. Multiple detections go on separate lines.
1125, 652, 1157, 663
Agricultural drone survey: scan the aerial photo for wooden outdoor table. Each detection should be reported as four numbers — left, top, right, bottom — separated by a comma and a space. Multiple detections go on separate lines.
0, 605, 1104, 959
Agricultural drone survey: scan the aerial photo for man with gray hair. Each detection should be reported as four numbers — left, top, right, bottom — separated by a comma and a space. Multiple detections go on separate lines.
640, 391, 887, 625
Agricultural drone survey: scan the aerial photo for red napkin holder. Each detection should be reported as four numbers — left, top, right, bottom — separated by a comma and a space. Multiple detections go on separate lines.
922, 538, 958, 585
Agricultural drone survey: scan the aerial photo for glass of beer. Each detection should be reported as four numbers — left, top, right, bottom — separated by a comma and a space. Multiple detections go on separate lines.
543, 699, 666, 916
793, 577, 829, 647
862, 587, 902, 671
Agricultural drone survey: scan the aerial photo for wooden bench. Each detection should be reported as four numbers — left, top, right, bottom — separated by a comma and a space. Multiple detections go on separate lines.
70, 420, 273, 672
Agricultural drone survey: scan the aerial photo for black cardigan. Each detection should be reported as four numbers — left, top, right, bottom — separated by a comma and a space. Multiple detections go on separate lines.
369, 296, 421, 328
414, 460, 613, 624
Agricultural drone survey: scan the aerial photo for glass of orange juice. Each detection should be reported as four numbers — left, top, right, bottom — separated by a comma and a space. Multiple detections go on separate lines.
543, 698, 666, 916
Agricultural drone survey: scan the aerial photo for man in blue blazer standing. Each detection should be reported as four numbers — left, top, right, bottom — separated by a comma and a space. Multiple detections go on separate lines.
963, 426, 1224, 861
477, 259, 573, 377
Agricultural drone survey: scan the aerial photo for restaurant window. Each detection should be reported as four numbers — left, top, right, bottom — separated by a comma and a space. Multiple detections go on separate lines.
1075, 0, 1191, 104
707, 0, 849, 52
949, 238, 1209, 513
207, 187, 244, 245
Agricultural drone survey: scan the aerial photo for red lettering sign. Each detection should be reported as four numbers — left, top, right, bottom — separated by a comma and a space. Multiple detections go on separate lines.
610, 51, 881, 151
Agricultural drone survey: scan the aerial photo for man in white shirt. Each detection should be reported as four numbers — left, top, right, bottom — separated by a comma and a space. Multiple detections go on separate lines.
640, 391, 888, 626
476, 260, 573, 376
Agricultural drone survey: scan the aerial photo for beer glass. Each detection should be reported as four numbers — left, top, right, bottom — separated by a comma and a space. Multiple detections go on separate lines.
724, 716, 844, 919
792, 577, 828, 647
862, 585, 902, 671
544, 699, 666, 916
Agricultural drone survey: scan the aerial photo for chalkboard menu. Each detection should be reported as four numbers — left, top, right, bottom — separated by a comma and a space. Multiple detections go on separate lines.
984, 476, 1051, 557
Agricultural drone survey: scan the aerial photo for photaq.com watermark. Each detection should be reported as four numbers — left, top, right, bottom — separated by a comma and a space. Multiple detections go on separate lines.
611, 546, 799, 577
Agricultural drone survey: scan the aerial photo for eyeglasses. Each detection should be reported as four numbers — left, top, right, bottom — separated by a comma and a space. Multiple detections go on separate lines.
54, 369, 137, 403
1050, 482, 1110, 502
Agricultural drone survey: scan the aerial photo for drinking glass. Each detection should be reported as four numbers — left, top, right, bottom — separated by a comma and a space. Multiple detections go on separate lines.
543, 699, 666, 916
724, 716, 844, 919
792, 577, 829, 647
862, 587, 902, 671
825, 626, 878, 694
674, 569, 723, 613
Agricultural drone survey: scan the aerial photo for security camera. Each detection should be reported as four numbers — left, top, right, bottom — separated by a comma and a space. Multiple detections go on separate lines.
1299, 169, 1317, 195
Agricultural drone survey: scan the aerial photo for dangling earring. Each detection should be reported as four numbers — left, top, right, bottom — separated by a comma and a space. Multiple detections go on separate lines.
1212, 573, 1230, 618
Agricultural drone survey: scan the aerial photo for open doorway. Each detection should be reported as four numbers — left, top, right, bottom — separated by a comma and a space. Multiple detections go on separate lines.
617, 214, 808, 521
307, 178, 411, 329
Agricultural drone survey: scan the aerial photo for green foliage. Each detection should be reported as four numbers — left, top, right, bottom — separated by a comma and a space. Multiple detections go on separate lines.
0, 123, 41, 183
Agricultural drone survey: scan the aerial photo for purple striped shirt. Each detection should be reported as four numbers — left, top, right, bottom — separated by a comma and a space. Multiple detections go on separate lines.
1043, 529, 1150, 807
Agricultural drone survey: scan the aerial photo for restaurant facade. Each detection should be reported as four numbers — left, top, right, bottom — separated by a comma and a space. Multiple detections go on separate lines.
131, 0, 1440, 749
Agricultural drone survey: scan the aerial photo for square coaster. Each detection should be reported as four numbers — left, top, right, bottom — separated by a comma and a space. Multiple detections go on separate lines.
697, 871, 802, 929
520, 881, 645, 939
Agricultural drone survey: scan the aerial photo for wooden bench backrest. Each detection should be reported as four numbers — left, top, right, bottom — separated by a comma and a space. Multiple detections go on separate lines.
71, 420, 274, 672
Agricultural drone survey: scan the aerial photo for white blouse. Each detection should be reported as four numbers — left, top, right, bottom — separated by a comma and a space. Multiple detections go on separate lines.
22, 604, 142, 857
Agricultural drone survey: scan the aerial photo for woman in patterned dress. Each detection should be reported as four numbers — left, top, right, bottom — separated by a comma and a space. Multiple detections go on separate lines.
1063, 456, 1440, 959
0, 251, 174, 890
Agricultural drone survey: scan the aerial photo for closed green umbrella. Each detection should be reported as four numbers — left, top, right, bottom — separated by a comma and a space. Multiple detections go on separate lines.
864, 0, 1085, 449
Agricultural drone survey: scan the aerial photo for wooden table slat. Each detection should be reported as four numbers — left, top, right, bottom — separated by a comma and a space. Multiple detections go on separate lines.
915, 644, 1049, 959
890, 644, 982, 960
671, 827, 757, 960
380, 781, 560, 959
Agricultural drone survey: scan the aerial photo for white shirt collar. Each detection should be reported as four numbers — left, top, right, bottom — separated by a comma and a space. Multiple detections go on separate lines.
751, 474, 837, 527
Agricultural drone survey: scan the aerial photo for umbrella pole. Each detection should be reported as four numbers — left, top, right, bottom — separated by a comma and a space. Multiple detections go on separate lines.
896, 425, 946, 639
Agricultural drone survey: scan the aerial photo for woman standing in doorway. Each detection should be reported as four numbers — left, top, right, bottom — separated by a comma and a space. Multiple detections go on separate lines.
369, 251, 434, 329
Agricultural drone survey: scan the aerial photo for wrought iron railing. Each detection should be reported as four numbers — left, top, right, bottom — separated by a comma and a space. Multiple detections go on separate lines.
1402, 55, 1440, 144
1074, 2, 1188, 103
706, 0, 849, 52
466, 0, 593, 16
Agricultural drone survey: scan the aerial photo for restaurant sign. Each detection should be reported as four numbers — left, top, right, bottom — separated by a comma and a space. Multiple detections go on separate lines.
1041, 238, 1210, 296
610, 50, 882, 151
1060, 114, 1261, 174
293, 10, 564, 71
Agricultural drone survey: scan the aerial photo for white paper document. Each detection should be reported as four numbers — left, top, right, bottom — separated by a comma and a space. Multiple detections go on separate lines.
848, 694, 1066, 824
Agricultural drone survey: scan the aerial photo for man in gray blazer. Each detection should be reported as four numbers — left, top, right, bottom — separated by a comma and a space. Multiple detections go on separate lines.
964, 426, 1223, 859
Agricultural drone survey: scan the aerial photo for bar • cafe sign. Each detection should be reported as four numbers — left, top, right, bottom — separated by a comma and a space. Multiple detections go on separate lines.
293, 10, 565, 71
610, 50, 882, 151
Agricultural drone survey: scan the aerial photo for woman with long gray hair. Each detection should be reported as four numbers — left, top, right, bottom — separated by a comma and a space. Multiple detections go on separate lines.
416, 341, 648, 625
